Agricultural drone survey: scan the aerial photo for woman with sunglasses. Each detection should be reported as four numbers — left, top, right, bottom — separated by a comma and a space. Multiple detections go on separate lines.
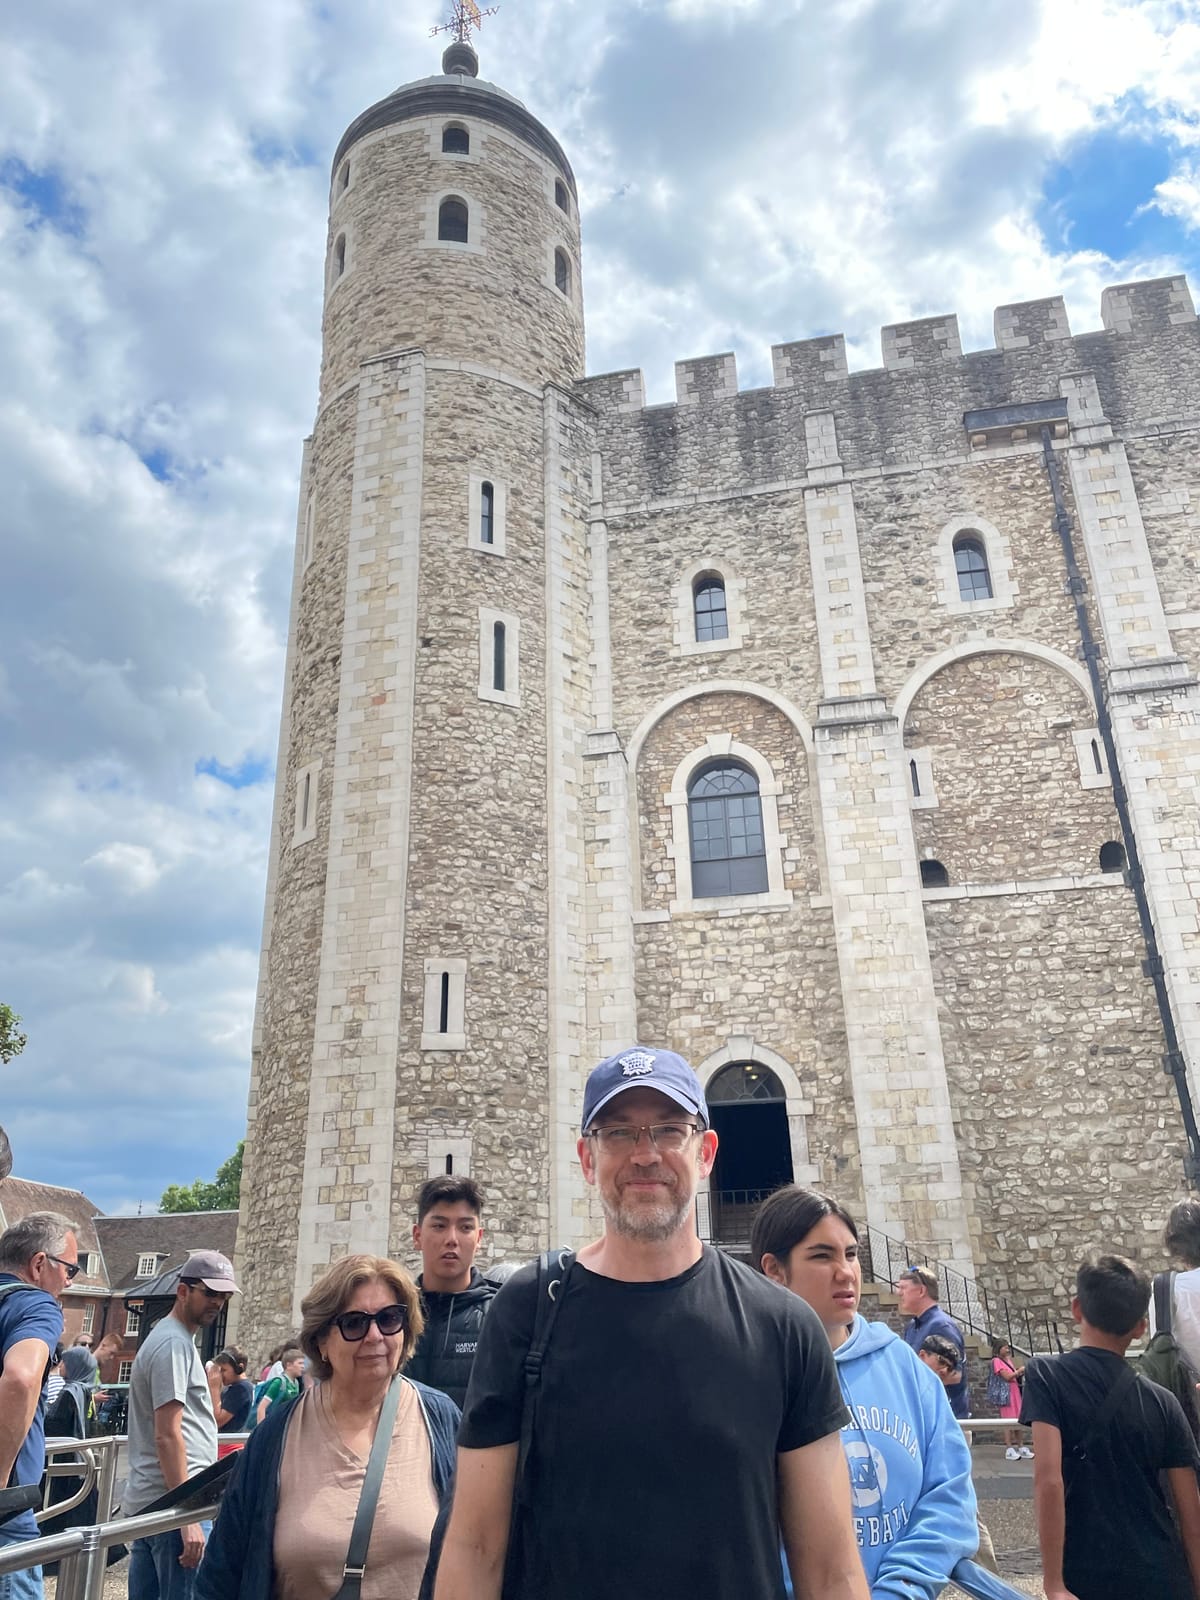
198, 1253, 459, 1600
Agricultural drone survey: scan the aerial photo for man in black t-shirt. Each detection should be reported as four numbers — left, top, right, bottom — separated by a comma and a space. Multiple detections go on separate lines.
434, 1045, 866, 1600
1021, 1251, 1200, 1600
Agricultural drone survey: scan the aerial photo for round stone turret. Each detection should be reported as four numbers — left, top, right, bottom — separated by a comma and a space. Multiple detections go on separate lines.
237, 55, 590, 1343
320, 60, 583, 398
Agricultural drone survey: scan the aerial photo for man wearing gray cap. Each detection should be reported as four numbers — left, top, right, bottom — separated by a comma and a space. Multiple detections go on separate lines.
436, 1046, 867, 1600
124, 1251, 237, 1600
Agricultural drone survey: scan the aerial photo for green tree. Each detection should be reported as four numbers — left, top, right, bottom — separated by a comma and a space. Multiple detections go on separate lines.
159, 1141, 244, 1213
0, 1004, 27, 1065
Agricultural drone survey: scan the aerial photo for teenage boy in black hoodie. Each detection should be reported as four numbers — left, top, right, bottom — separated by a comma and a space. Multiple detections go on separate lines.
408, 1175, 497, 1407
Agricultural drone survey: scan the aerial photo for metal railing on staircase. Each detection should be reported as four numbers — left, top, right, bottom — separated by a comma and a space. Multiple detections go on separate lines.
697, 1189, 1067, 1358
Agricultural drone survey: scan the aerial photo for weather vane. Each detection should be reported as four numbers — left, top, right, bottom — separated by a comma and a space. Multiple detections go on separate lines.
431, 0, 499, 44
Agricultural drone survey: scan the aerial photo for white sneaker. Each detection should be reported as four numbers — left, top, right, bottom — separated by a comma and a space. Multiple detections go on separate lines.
1005, 1446, 1021, 1461
1019, 1445, 1034, 1459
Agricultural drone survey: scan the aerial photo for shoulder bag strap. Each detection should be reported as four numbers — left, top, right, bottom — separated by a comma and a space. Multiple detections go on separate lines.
515, 1249, 575, 1494
334, 1374, 406, 1600
1154, 1271, 1175, 1337
1070, 1362, 1139, 1463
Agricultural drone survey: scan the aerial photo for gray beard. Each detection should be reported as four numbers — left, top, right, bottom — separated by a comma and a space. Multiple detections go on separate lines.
601, 1188, 693, 1243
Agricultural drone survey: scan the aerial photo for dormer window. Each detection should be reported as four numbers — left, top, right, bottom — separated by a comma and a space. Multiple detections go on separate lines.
136, 1254, 159, 1278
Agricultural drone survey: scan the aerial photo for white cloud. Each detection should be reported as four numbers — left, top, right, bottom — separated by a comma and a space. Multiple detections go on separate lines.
2, 0, 1199, 1209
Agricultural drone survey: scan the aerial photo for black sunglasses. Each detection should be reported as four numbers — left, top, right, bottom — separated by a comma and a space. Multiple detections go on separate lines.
47, 1255, 81, 1281
331, 1304, 407, 1342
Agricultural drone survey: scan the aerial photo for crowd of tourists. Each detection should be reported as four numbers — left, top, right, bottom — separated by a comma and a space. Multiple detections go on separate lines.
2, 1045, 1200, 1600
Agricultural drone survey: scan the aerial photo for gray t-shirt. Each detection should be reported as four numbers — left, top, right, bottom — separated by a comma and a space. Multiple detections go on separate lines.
123, 1315, 217, 1515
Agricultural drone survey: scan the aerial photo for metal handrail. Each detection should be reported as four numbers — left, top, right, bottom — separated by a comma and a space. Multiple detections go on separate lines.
698, 1193, 1067, 1358
0, 1501, 221, 1590
38, 1434, 126, 1525
858, 1224, 1066, 1359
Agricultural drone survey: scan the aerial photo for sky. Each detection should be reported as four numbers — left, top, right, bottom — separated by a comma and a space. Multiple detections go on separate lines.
3, 0, 1200, 1216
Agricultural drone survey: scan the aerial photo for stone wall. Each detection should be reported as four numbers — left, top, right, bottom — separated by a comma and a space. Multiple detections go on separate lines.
929, 886, 1177, 1309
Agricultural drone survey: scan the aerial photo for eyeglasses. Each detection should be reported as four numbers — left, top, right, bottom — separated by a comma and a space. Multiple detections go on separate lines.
585, 1122, 701, 1153
47, 1255, 81, 1280
331, 1304, 407, 1341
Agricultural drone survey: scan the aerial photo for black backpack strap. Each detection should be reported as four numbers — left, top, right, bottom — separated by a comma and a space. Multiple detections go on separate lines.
1154, 1271, 1176, 1337
1070, 1362, 1139, 1463
515, 1248, 574, 1494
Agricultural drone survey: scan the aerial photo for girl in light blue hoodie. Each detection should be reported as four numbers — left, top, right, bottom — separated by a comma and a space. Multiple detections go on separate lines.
751, 1187, 979, 1600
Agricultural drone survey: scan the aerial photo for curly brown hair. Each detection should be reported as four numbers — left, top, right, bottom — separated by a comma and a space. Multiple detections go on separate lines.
299, 1254, 424, 1381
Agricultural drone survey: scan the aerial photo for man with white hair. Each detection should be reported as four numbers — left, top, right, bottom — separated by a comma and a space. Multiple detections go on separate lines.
0, 1210, 80, 1600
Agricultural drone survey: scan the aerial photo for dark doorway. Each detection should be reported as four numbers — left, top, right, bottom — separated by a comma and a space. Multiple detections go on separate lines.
706, 1063, 793, 1249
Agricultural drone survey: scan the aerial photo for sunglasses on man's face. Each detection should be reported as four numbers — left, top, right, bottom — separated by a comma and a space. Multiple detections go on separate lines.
46, 1255, 81, 1280
331, 1304, 407, 1342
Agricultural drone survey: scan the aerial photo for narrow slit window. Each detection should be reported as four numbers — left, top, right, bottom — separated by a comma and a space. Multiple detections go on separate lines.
442, 124, 470, 155
554, 248, 570, 295
493, 621, 506, 692
445, 1154, 454, 1175
300, 771, 312, 830
1091, 738, 1103, 775
338, 162, 350, 193
480, 481, 494, 545
554, 179, 569, 213
909, 758, 921, 798
953, 534, 993, 602
438, 197, 469, 243
439, 971, 450, 1033
332, 234, 346, 279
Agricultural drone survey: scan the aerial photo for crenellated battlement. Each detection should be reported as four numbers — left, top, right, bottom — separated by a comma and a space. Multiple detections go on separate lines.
575, 275, 1197, 422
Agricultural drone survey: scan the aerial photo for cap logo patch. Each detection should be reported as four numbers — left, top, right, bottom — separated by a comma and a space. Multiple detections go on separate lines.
619, 1050, 655, 1077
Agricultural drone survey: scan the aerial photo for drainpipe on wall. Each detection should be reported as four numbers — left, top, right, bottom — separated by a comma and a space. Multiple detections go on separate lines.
1038, 423, 1200, 1185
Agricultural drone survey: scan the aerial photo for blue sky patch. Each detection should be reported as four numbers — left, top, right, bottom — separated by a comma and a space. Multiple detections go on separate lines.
196, 755, 273, 789
1038, 124, 1181, 261
0, 159, 85, 236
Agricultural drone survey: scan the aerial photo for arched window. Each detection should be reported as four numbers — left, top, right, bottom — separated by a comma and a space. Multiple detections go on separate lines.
332, 233, 346, 279
688, 762, 768, 899
554, 248, 570, 295
442, 124, 470, 155
920, 859, 949, 888
438, 197, 469, 243
708, 1063, 786, 1103
693, 574, 728, 642
492, 621, 506, 692
1099, 840, 1126, 874
554, 179, 569, 213
953, 534, 993, 602
480, 481, 494, 545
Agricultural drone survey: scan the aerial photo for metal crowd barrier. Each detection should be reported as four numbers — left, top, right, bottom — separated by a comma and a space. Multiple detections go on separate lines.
8, 1428, 1028, 1600
0, 1501, 223, 1600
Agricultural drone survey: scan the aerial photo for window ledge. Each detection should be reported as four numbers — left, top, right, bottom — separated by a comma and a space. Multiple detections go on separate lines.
421, 1032, 467, 1052
678, 636, 744, 657
669, 891, 794, 916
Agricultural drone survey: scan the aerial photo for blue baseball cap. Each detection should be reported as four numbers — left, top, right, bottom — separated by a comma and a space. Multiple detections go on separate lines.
581, 1046, 709, 1132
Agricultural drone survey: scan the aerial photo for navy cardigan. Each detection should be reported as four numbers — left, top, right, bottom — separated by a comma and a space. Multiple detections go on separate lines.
196, 1378, 459, 1600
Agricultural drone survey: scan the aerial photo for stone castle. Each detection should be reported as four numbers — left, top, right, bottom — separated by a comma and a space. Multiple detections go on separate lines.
236, 36, 1200, 1347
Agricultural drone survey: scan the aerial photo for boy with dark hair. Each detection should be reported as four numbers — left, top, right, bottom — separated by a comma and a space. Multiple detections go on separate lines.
407, 1174, 496, 1407
918, 1333, 962, 1386
1021, 1251, 1200, 1600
